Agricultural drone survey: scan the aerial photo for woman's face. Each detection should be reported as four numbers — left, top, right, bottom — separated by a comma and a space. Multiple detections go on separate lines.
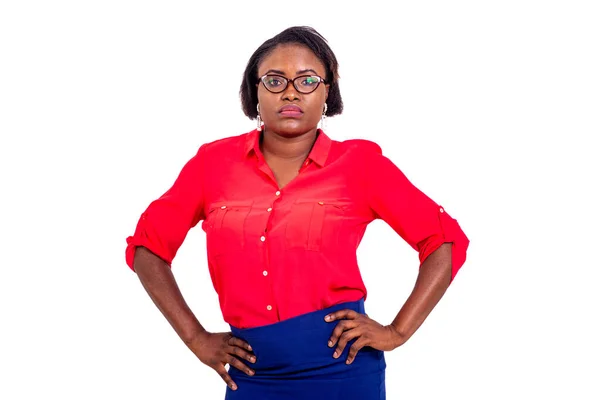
257, 44, 329, 138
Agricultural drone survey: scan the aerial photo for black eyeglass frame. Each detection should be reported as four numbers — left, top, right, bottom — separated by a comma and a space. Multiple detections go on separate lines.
257, 74, 328, 94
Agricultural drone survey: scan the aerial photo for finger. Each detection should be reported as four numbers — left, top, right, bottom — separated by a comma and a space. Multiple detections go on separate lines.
228, 336, 253, 352
346, 337, 368, 364
333, 329, 361, 359
228, 344, 257, 364
225, 353, 255, 377
324, 309, 359, 322
328, 319, 359, 347
215, 365, 238, 391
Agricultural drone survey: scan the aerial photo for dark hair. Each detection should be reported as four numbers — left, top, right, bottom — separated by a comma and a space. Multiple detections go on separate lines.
240, 26, 343, 119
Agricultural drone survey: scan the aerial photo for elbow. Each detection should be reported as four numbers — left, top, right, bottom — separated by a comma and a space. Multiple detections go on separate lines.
132, 246, 172, 279
418, 209, 470, 283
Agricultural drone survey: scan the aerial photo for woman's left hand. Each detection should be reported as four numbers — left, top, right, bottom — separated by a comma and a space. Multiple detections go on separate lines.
324, 309, 405, 364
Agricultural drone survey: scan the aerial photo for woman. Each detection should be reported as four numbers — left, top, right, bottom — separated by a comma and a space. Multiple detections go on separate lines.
125, 26, 469, 399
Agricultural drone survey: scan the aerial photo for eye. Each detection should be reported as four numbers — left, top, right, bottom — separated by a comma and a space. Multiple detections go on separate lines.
266, 77, 283, 87
300, 76, 319, 87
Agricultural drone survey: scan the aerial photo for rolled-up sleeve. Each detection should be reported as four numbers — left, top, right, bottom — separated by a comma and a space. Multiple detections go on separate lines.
125, 144, 207, 271
364, 144, 469, 281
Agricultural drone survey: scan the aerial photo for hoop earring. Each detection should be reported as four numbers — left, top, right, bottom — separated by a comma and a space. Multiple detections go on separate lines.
320, 103, 328, 129
256, 104, 262, 131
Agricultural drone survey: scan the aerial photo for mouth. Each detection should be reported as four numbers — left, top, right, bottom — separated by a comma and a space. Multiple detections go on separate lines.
278, 105, 304, 117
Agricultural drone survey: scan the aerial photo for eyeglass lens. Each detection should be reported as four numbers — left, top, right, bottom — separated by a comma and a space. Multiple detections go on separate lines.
262, 75, 322, 94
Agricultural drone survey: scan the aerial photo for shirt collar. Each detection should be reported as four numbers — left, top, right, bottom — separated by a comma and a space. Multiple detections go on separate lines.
244, 128, 332, 168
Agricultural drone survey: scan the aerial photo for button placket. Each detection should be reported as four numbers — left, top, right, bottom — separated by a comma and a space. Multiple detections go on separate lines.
259, 190, 282, 320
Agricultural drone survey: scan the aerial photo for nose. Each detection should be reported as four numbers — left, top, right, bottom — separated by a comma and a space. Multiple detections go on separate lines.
281, 81, 300, 101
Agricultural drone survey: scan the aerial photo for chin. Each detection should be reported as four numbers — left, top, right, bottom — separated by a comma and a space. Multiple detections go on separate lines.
270, 121, 314, 137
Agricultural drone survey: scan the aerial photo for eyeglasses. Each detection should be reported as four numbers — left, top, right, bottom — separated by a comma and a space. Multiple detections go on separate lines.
258, 74, 327, 94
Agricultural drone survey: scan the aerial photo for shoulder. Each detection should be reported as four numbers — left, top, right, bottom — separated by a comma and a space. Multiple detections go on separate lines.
332, 138, 399, 173
339, 139, 382, 155
190, 130, 253, 162
202, 131, 251, 153
331, 138, 383, 162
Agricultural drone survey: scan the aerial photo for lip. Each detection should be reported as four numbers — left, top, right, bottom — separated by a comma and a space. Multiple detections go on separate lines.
278, 105, 304, 117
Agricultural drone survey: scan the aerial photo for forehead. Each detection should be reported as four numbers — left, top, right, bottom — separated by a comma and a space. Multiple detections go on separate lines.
258, 44, 326, 76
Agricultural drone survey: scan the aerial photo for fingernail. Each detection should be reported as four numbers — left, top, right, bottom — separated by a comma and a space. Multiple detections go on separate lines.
346, 359, 351, 365
328, 340, 333, 347
232, 384, 237, 390
248, 345, 252, 351
324, 315, 331, 321
333, 351, 338, 358
250, 356, 256, 363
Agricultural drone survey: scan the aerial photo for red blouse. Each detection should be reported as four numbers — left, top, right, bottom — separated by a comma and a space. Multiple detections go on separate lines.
125, 129, 469, 329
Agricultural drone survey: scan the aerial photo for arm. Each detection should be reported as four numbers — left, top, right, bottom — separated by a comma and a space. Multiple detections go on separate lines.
389, 242, 452, 345
325, 243, 454, 361
133, 246, 206, 345
133, 246, 256, 390
365, 146, 469, 342
126, 145, 208, 343
325, 144, 469, 362
125, 145, 255, 390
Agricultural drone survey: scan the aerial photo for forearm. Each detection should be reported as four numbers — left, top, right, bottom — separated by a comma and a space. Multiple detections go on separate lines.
133, 246, 206, 344
390, 243, 452, 345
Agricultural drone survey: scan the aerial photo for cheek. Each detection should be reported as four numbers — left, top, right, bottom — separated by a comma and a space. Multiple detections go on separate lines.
257, 87, 270, 106
257, 92, 277, 112
314, 91, 328, 112
256, 91, 265, 108
308, 98, 326, 117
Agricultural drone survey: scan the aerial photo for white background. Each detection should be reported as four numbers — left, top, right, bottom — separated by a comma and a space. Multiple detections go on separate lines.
1, 1, 599, 399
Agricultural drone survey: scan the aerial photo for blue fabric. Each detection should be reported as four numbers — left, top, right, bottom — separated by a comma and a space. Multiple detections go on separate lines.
225, 299, 386, 399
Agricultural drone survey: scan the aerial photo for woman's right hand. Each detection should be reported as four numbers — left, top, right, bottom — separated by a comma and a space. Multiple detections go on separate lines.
187, 331, 256, 391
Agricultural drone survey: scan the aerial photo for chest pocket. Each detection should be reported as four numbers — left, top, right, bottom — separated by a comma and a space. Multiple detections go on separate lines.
204, 201, 253, 257
285, 200, 346, 251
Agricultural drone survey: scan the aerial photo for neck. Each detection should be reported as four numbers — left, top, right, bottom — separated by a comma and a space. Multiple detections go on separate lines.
261, 128, 318, 162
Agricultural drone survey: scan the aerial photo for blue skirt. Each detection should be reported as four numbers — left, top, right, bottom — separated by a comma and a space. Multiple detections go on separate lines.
225, 299, 386, 399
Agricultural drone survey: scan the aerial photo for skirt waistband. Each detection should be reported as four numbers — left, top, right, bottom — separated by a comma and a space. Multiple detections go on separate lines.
229, 299, 385, 378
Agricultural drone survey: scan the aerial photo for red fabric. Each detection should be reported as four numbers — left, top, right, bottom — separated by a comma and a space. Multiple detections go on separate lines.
125, 129, 469, 328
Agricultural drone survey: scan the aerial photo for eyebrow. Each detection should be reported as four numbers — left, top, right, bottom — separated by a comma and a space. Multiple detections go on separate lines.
263, 68, 320, 76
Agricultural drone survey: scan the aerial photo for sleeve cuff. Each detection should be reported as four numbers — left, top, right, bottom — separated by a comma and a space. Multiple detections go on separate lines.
125, 213, 174, 272
125, 236, 140, 271
418, 206, 470, 282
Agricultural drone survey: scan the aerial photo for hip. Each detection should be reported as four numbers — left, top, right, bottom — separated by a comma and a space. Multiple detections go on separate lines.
225, 299, 386, 399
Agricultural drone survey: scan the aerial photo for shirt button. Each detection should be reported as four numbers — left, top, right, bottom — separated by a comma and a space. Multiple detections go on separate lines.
220, 205, 227, 210
275, 191, 281, 196
267, 305, 272, 311
440, 207, 444, 213
260, 236, 266, 242
267, 207, 272, 212
263, 271, 268, 276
